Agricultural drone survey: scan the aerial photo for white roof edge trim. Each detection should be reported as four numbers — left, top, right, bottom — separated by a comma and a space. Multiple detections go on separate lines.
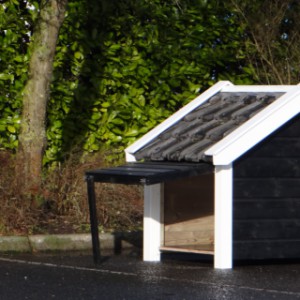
221, 85, 297, 93
125, 152, 137, 162
205, 86, 300, 165
125, 80, 233, 161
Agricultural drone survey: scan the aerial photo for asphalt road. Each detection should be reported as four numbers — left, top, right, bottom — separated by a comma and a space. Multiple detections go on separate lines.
0, 251, 299, 300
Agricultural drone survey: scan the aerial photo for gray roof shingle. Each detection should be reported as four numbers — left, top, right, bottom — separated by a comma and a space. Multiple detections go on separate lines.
134, 92, 283, 162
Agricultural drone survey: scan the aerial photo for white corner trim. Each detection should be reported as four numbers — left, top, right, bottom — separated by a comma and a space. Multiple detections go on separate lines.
214, 164, 233, 269
125, 81, 233, 159
125, 152, 137, 162
221, 85, 297, 93
206, 86, 300, 165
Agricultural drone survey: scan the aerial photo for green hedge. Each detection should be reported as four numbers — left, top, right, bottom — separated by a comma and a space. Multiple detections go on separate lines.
0, 0, 34, 150
0, 0, 255, 165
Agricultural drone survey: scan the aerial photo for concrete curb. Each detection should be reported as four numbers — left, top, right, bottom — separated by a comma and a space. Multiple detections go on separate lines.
0, 232, 142, 253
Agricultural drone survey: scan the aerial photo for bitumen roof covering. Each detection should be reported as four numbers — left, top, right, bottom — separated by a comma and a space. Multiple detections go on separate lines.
134, 91, 284, 163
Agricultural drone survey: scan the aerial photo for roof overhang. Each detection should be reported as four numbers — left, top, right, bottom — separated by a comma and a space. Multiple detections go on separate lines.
205, 85, 300, 165
125, 81, 300, 166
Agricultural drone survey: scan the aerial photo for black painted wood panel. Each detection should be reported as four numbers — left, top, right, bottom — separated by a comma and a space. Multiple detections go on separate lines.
234, 220, 300, 240
234, 240, 300, 260
233, 114, 300, 260
234, 157, 300, 178
234, 178, 300, 198
234, 199, 300, 219
248, 138, 300, 158
276, 114, 300, 137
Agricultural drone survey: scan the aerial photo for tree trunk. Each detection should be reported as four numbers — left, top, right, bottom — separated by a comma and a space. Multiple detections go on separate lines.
17, 0, 68, 197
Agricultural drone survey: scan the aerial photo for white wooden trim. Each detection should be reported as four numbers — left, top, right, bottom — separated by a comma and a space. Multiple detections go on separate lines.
206, 87, 300, 165
214, 164, 233, 269
221, 85, 297, 93
125, 152, 137, 162
125, 82, 300, 163
125, 81, 233, 159
143, 183, 163, 261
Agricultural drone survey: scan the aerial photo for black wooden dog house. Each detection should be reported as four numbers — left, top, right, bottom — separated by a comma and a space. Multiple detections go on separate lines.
86, 81, 300, 268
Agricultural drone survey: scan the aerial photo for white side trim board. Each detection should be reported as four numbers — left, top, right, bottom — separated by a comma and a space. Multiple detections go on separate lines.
221, 85, 297, 93
206, 87, 300, 165
125, 152, 137, 162
143, 184, 163, 261
214, 164, 233, 269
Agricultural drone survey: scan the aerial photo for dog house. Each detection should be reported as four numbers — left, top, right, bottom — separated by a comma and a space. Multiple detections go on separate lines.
86, 81, 300, 269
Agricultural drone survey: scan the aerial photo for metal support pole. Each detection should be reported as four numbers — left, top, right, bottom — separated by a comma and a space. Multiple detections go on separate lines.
86, 175, 100, 264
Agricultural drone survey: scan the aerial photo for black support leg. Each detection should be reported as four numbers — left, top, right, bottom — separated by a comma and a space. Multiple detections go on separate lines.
86, 175, 101, 264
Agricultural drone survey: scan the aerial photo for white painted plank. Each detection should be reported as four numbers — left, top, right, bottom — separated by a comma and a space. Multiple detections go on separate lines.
214, 164, 233, 269
143, 184, 163, 261
221, 85, 296, 93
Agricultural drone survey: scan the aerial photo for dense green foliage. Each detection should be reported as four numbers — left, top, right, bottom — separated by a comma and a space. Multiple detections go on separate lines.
1, 0, 254, 165
0, 0, 35, 150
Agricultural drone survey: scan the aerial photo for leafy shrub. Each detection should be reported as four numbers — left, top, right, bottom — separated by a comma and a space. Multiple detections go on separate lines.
1, 0, 255, 165
0, 1, 33, 150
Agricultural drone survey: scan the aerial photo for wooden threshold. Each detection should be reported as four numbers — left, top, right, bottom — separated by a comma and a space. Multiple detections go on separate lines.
160, 246, 214, 255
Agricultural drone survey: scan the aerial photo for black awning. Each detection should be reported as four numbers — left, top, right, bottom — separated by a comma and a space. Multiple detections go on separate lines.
85, 162, 214, 185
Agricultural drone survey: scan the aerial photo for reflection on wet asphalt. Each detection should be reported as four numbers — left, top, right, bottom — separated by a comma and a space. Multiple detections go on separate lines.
0, 251, 299, 299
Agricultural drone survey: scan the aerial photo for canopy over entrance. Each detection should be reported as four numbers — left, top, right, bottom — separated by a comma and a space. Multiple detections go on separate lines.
85, 162, 214, 185
85, 161, 213, 264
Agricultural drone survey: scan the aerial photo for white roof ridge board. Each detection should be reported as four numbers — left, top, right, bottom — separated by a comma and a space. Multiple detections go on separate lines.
222, 85, 296, 92
125, 81, 300, 164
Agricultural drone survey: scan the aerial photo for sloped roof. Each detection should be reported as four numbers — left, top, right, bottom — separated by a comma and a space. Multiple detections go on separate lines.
125, 81, 300, 165
134, 91, 283, 162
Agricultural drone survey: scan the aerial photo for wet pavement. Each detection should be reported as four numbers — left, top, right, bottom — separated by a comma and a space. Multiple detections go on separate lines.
0, 250, 299, 300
